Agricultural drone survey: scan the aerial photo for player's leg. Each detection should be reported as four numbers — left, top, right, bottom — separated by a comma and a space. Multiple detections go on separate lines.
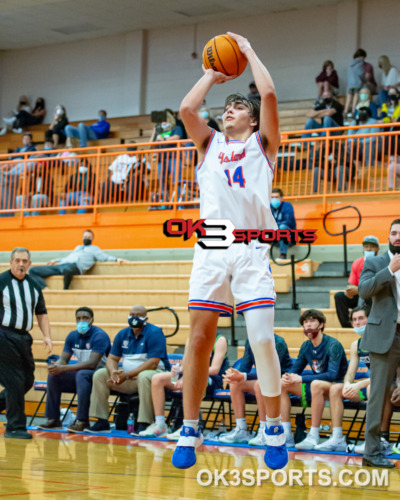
249, 380, 269, 446
219, 379, 255, 444
244, 306, 288, 469
315, 383, 347, 451
296, 380, 331, 450
171, 309, 219, 469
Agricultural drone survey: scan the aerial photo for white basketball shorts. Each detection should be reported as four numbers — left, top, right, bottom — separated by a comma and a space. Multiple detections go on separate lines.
188, 241, 276, 317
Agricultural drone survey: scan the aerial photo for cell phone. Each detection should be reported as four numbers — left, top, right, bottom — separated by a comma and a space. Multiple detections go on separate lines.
151, 110, 167, 123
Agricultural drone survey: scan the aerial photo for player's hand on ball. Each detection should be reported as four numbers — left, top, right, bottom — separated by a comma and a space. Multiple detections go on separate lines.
202, 66, 236, 85
226, 32, 252, 56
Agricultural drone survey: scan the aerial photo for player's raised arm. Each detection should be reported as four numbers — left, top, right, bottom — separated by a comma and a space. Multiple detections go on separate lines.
180, 69, 234, 154
228, 32, 280, 161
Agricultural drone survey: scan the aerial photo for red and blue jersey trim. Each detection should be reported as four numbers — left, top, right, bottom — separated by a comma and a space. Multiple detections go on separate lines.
188, 299, 233, 317
256, 131, 275, 174
197, 129, 216, 172
236, 297, 276, 314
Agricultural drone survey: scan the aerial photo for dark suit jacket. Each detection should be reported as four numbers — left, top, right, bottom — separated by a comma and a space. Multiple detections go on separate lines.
359, 252, 398, 354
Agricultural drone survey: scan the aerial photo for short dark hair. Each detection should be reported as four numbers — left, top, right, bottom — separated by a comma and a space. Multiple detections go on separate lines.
390, 219, 400, 230
75, 306, 94, 319
11, 247, 30, 260
224, 94, 260, 131
272, 188, 283, 197
23, 132, 32, 139
354, 48, 367, 58
83, 229, 94, 237
99, 109, 107, 116
350, 305, 370, 321
299, 309, 326, 332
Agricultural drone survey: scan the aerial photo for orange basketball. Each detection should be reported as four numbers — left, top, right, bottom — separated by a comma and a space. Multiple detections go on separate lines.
202, 34, 247, 77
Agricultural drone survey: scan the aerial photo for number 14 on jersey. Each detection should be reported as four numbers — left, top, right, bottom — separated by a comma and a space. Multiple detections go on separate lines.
224, 166, 246, 188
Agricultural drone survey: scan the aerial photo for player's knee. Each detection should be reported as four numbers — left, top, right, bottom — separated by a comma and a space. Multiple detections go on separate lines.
310, 380, 324, 394
250, 335, 274, 354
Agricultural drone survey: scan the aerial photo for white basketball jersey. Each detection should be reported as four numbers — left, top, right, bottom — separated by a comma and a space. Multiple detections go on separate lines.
197, 130, 278, 231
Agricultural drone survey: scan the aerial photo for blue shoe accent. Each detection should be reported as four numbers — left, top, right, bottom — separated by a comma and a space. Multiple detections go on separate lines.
264, 425, 289, 470
171, 426, 202, 469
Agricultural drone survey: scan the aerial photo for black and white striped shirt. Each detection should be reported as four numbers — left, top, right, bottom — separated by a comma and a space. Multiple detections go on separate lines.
0, 270, 47, 333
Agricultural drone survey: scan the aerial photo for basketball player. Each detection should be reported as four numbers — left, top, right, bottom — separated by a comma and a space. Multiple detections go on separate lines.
171, 32, 287, 470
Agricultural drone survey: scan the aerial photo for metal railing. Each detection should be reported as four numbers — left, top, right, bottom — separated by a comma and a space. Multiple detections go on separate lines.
0, 122, 399, 220
148, 306, 180, 338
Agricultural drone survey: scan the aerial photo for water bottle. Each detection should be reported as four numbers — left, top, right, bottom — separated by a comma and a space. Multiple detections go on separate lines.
127, 413, 135, 434
171, 362, 181, 384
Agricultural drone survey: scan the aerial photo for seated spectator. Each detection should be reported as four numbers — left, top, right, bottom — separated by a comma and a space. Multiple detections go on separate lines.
37, 307, 111, 433
354, 88, 379, 120
334, 235, 379, 328
58, 159, 96, 215
86, 305, 170, 434
344, 50, 365, 118
381, 87, 400, 123
347, 106, 381, 167
11, 97, 46, 133
315, 60, 339, 99
15, 153, 55, 216
9, 132, 37, 161
199, 106, 220, 131
29, 229, 128, 290
270, 188, 296, 259
281, 309, 348, 449
359, 49, 377, 96
218, 336, 291, 446
0, 96, 31, 135
378, 55, 400, 105
65, 110, 110, 148
302, 90, 343, 138
56, 136, 79, 170
101, 150, 149, 204
151, 110, 184, 202
315, 306, 392, 454
140, 334, 228, 438
247, 81, 261, 102
45, 105, 69, 146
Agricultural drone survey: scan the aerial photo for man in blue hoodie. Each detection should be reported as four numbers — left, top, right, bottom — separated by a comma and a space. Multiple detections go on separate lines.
270, 188, 296, 259
65, 110, 110, 147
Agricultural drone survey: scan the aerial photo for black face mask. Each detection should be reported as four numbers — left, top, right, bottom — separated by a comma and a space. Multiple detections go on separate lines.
324, 98, 333, 106
128, 315, 146, 329
389, 243, 400, 255
83, 239, 92, 246
388, 95, 399, 104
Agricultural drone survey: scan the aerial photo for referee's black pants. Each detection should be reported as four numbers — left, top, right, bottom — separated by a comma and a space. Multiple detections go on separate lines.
29, 263, 80, 290
0, 327, 35, 431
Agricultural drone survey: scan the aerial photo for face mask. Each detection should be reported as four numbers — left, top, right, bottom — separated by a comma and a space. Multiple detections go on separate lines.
359, 93, 369, 102
388, 95, 399, 104
271, 198, 281, 209
128, 315, 146, 328
77, 322, 90, 334
83, 238, 92, 246
44, 146, 52, 150
324, 98, 333, 106
200, 111, 209, 119
303, 327, 320, 340
79, 166, 88, 174
161, 123, 171, 130
364, 250, 375, 259
98, 115, 106, 121
56, 108, 64, 115
353, 325, 366, 336
389, 243, 400, 255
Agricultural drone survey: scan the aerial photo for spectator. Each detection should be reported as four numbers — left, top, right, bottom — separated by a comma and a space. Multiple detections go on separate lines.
334, 235, 379, 328
65, 110, 110, 148
347, 106, 381, 167
56, 136, 79, 170
86, 305, 171, 434
354, 88, 379, 120
378, 55, 400, 105
280, 309, 348, 450
312, 141, 355, 194
199, 106, 220, 131
15, 154, 55, 216
247, 81, 261, 102
315, 60, 339, 99
270, 188, 296, 259
151, 110, 184, 202
381, 87, 400, 123
45, 105, 69, 146
29, 229, 128, 290
218, 337, 291, 446
0, 96, 31, 135
101, 150, 149, 204
359, 49, 377, 95
344, 49, 365, 118
58, 159, 96, 214
140, 334, 228, 438
11, 97, 46, 133
302, 90, 343, 138
316, 306, 392, 454
37, 307, 111, 433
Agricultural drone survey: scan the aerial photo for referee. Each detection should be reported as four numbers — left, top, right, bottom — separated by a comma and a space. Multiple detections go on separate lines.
0, 247, 52, 439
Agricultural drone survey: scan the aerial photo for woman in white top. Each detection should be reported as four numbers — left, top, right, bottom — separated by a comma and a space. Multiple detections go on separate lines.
378, 55, 400, 105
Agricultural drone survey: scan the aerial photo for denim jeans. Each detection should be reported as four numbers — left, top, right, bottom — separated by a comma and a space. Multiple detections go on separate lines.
302, 116, 341, 138
65, 123, 97, 147
15, 194, 49, 216
59, 191, 92, 214
157, 155, 182, 202
277, 223, 291, 255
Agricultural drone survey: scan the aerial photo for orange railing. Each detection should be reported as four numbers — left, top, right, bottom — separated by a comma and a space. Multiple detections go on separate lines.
0, 122, 399, 219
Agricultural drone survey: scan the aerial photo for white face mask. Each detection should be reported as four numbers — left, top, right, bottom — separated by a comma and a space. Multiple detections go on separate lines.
79, 166, 88, 174
364, 250, 375, 259
353, 325, 366, 336
56, 108, 64, 115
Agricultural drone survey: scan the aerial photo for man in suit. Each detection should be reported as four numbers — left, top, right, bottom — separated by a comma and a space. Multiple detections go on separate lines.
358, 219, 400, 468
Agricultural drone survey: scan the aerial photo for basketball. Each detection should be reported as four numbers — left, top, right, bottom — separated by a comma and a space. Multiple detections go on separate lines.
202, 34, 247, 77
